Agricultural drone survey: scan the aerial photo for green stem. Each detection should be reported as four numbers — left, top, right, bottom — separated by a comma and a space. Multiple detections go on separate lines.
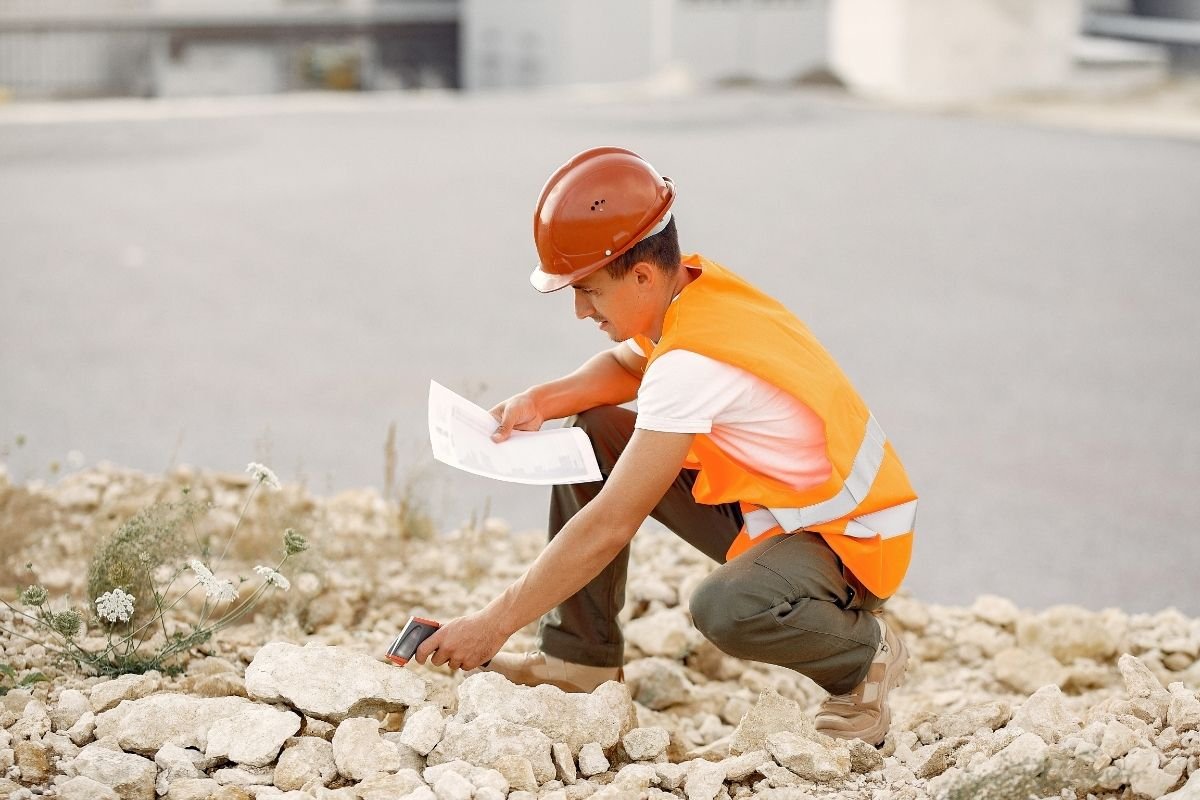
217, 479, 262, 566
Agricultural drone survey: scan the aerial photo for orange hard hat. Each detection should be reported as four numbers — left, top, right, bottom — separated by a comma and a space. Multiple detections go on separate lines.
530, 146, 676, 293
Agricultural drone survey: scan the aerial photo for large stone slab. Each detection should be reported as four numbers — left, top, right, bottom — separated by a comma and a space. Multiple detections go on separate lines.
71, 743, 156, 800
94, 694, 254, 755
454, 672, 636, 754
245, 642, 427, 723
428, 713, 556, 784
205, 703, 301, 767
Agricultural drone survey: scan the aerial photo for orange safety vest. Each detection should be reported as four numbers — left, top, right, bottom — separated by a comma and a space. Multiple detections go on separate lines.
633, 254, 917, 598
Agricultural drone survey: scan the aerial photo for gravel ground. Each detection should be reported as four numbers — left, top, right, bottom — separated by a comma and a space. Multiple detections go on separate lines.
1, 463, 1199, 799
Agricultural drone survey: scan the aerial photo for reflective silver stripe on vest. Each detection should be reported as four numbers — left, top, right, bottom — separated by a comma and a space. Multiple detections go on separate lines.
745, 499, 917, 542
843, 499, 918, 539
743, 413, 906, 541
769, 412, 886, 532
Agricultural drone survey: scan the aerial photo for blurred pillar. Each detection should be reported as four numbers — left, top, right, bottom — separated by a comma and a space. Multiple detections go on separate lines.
830, 0, 1083, 103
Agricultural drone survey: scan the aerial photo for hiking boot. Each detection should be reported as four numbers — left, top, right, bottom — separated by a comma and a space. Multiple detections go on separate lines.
814, 616, 908, 746
477, 651, 623, 693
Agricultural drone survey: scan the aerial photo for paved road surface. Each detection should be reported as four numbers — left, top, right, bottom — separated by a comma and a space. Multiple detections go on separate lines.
2, 89, 1198, 614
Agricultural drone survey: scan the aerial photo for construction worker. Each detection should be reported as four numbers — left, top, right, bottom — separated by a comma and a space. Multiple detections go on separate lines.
415, 146, 918, 746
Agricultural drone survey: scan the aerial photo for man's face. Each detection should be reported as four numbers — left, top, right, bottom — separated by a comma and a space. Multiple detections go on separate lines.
570, 265, 652, 343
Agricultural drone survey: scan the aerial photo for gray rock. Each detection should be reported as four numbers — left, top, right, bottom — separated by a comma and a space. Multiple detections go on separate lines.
454, 672, 636, 754
428, 713, 556, 783
928, 732, 1055, 800
356, 769, 427, 800
493, 754, 538, 792
623, 658, 695, 711
1168, 684, 1200, 732
1162, 771, 1200, 799
399, 705, 447, 756
13, 741, 50, 786
1100, 719, 1141, 760
911, 738, 963, 779
625, 609, 704, 659
331, 717, 402, 780
154, 744, 206, 795
51, 690, 92, 732
729, 689, 816, 756
970, 595, 1019, 628
94, 694, 253, 754
206, 703, 301, 767
992, 648, 1068, 694
552, 742, 577, 785
577, 742, 609, 777
58, 775, 121, 800
614, 763, 657, 790
932, 701, 1012, 739
164, 778, 222, 800
654, 762, 688, 790
432, 770, 474, 800
71, 742, 157, 800
273, 737, 336, 791
1123, 747, 1180, 798
245, 642, 427, 723
1009, 685, 1081, 744
381, 734, 428, 772
211, 764, 273, 785
66, 711, 96, 746
423, 759, 509, 794
683, 758, 726, 800
764, 731, 850, 783
622, 727, 670, 761
720, 749, 770, 781
11, 700, 50, 741
90, 674, 160, 714
1016, 606, 1119, 663
846, 738, 884, 773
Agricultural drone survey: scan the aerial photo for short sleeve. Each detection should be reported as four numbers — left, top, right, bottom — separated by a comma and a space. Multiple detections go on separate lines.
634, 350, 747, 434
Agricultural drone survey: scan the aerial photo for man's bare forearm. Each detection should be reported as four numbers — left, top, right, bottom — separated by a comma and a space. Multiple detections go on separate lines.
526, 348, 642, 421
483, 500, 631, 637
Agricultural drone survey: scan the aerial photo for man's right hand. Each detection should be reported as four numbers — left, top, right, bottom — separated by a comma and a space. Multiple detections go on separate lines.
489, 392, 545, 442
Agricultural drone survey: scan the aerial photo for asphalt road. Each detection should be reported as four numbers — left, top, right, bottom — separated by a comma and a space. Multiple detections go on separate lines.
2, 89, 1198, 614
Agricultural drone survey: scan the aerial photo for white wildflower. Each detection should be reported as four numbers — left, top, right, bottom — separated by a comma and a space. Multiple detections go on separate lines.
188, 559, 214, 582
211, 579, 238, 603
245, 462, 281, 490
95, 588, 135, 623
253, 565, 291, 591
188, 559, 237, 602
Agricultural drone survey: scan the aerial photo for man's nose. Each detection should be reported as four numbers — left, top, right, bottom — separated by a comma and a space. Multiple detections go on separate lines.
574, 292, 593, 320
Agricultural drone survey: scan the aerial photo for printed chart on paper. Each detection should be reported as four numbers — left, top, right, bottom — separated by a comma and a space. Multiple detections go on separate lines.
428, 380, 602, 485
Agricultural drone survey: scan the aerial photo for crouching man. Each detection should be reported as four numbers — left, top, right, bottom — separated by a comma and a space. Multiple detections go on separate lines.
415, 147, 918, 746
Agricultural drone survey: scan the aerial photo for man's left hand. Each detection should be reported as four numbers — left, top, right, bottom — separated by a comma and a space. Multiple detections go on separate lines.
413, 611, 509, 671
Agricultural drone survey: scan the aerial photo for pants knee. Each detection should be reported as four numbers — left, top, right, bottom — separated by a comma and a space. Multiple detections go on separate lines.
690, 574, 757, 659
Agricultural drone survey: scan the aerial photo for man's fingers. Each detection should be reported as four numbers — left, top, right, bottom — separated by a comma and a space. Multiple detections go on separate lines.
414, 628, 443, 665
492, 423, 511, 443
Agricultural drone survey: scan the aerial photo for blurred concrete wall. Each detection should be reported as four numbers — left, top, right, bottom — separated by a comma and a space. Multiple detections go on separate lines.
460, 0, 829, 91
831, 0, 1083, 103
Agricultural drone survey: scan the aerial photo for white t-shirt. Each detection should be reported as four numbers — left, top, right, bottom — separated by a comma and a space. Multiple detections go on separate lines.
626, 339, 832, 493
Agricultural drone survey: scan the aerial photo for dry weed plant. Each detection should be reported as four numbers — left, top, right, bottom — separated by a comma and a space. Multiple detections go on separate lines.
0, 462, 310, 676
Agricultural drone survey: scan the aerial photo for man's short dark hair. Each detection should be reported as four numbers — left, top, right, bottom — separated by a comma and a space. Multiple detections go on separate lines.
605, 216, 680, 281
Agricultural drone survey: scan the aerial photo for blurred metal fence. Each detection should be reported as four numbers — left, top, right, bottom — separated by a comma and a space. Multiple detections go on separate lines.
0, 1, 459, 100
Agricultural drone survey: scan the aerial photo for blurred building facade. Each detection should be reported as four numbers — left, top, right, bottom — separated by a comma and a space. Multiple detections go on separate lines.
0, 0, 1194, 101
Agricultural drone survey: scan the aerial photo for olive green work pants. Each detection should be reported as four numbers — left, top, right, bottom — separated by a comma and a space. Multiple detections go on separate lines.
537, 405, 885, 696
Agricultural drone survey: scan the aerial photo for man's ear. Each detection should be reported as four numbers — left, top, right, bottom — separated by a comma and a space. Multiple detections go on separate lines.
632, 261, 656, 286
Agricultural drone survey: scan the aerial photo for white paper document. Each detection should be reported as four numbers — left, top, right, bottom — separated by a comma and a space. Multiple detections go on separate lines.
428, 380, 602, 485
